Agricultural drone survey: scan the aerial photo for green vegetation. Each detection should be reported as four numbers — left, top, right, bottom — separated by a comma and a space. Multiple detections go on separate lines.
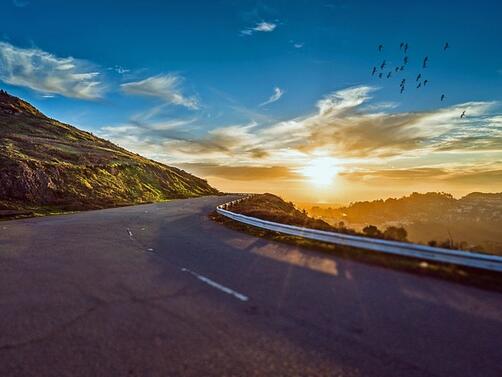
0, 90, 218, 218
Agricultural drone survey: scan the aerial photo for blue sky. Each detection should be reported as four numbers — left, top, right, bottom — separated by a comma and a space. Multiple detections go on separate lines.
1, 0, 502, 202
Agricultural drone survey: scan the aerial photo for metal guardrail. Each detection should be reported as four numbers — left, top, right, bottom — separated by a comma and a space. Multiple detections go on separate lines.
217, 198, 502, 272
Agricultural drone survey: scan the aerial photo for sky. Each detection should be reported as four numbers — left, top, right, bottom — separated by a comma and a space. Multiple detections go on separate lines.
1, 0, 502, 204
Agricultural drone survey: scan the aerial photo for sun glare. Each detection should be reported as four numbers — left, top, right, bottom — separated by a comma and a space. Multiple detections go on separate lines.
299, 157, 340, 186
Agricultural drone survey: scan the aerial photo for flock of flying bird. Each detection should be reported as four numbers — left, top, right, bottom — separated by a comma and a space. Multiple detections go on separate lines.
371, 41, 467, 119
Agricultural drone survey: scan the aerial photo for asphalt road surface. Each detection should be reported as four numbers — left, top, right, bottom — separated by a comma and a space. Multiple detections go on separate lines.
1, 195, 501, 377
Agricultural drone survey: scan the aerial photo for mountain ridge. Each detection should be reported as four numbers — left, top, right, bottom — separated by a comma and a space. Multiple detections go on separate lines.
0, 90, 219, 216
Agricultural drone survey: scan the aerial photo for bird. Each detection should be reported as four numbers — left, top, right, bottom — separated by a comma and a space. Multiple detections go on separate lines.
423, 56, 429, 68
460, 110, 466, 118
400, 42, 405, 50
443, 42, 449, 51
400, 86, 405, 94
404, 43, 409, 53
403, 56, 409, 65
441, 94, 446, 101
378, 72, 383, 79
416, 73, 422, 81
380, 60, 386, 69
399, 65, 405, 71
372, 66, 377, 76
400, 78, 406, 87
423, 79, 428, 86
387, 71, 392, 78
395, 66, 400, 73
417, 82, 422, 89
378, 44, 384, 52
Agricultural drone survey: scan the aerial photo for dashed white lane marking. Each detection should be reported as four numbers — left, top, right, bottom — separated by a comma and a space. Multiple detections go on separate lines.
181, 268, 249, 302
126, 229, 133, 238
146, 248, 155, 252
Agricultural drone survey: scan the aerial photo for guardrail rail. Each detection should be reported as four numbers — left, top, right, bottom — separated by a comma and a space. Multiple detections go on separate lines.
216, 197, 502, 272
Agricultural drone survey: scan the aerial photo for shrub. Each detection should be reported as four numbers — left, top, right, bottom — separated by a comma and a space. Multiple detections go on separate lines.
363, 224, 383, 238
383, 226, 408, 242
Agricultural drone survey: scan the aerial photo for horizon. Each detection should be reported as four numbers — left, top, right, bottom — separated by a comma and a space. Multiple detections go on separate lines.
1, 0, 502, 203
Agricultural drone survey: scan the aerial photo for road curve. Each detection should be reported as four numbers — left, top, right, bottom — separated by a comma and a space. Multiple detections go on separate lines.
0, 195, 501, 377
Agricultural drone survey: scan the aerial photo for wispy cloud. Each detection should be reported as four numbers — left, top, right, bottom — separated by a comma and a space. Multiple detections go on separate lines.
121, 74, 199, 109
108, 65, 130, 75
290, 40, 304, 49
241, 21, 277, 36
259, 87, 285, 107
0, 42, 104, 99
100, 85, 501, 187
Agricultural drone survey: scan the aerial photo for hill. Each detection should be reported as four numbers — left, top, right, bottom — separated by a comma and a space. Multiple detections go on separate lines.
309, 192, 502, 255
0, 90, 218, 217
224, 193, 409, 242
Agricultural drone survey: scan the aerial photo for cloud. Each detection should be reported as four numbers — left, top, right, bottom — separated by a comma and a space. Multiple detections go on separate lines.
121, 74, 199, 109
176, 163, 296, 181
254, 22, 277, 32
259, 87, 284, 107
241, 21, 277, 36
290, 40, 304, 49
0, 42, 104, 99
108, 65, 130, 74
100, 85, 501, 190
342, 163, 502, 187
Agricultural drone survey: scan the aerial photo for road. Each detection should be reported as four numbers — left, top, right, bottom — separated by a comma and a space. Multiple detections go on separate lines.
0, 195, 501, 377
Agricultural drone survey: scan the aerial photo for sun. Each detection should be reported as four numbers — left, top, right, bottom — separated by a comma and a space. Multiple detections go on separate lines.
299, 157, 340, 186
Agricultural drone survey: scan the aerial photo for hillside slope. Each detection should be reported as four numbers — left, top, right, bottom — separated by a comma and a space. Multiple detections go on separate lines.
0, 90, 218, 216
309, 192, 502, 254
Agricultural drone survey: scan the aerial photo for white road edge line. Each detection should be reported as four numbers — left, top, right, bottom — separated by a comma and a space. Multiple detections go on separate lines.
181, 268, 249, 302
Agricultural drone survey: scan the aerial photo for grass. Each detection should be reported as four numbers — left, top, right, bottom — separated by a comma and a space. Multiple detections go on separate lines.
0, 90, 219, 215
211, 194, 502, 292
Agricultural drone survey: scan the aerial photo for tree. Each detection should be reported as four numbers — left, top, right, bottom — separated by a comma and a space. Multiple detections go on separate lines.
362, 225, 383, 238
383, 226, 408, 242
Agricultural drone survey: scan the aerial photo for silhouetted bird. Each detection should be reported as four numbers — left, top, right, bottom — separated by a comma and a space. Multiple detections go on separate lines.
423, 56, 429, 68
400, 86, 405, 94
443, 42, 449, 51
417, 82, 422, 89
400, 78, 406, 87
423, 79, 428, 86
395, 66, 400, 72
404, 43, 409, 53
461, 111, 466, 118
380, 60, 386, 69
378, 44, 384, 52
372, 66, 377, 76
416, 73, 422, 81
379, 72, 383, 79
399, 65, 405, 71
404, 56, 409, 65
387, 72, 392, 78
441, 94, 446, 101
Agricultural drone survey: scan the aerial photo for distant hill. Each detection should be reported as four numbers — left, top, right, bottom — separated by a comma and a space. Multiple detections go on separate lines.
0, 90, 218, 217
309, 192, 502, 255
